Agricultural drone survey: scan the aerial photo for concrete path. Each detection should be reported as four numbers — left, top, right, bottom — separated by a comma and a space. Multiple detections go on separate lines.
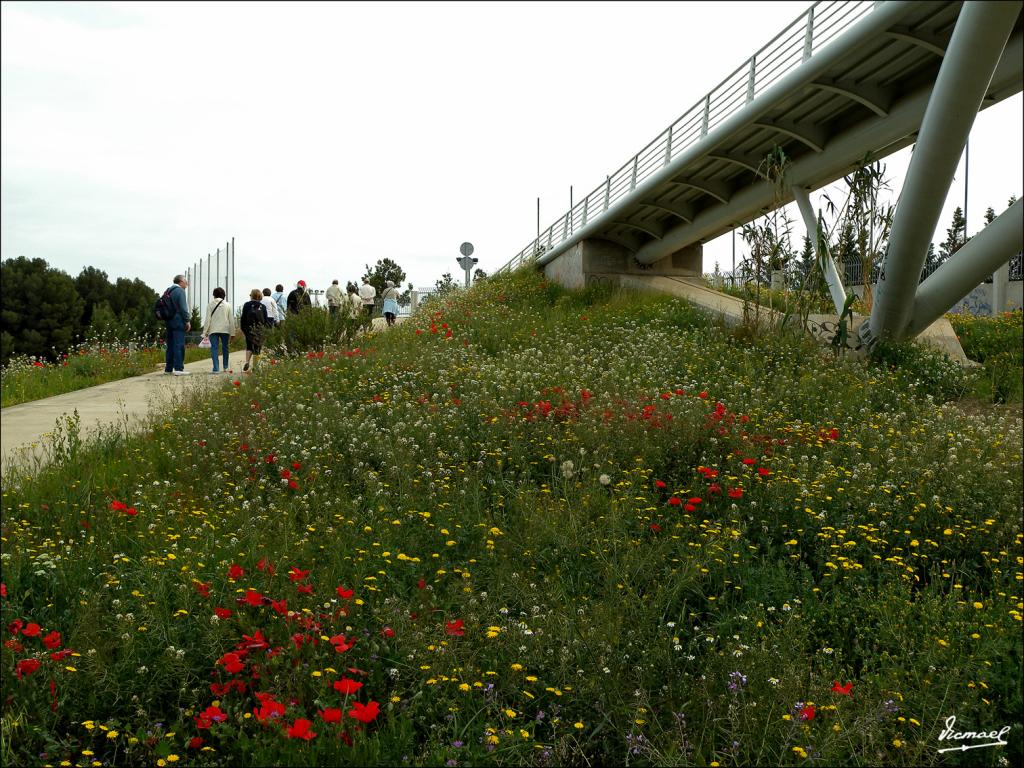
0, 317, 404, 476
0, 352, 242, 475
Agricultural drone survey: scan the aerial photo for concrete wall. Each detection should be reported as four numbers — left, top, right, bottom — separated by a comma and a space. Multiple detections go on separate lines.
543, 238, 702, 288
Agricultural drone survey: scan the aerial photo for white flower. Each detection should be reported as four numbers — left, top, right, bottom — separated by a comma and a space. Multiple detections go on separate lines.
599, 474, 611, 486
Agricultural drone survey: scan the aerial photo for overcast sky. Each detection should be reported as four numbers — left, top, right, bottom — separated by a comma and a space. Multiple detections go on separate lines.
2, 1, 1021, 308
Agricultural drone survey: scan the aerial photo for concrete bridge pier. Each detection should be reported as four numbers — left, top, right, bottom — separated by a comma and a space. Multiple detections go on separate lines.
543, 238, 702, 289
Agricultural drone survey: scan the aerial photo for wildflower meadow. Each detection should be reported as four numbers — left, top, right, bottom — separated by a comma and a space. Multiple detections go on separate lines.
1, 270, 1021, 767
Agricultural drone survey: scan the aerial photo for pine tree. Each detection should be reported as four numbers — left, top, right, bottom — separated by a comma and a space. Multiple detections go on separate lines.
937, 206, 966, 264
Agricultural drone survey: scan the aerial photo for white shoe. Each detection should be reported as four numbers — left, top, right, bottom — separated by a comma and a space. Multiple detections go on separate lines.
173, 370, 192, 376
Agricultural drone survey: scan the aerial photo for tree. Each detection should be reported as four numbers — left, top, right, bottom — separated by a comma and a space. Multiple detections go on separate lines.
937, 206, 966, 264
362, 258, 407, 295
433, 272, 459, 299
109, 277, 159, 340
75, 266, 113, 329
473, 268, 488, 283
1, 256, 85, 364
797, 235, 815, 282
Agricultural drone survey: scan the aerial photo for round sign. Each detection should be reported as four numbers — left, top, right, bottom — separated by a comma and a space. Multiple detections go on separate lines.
460, 242, 474, 257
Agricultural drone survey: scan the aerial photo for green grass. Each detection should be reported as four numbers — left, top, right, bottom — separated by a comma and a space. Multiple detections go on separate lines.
1, 270, 1021, 767
949, 310, 1024, 403
1, 339, 244, 408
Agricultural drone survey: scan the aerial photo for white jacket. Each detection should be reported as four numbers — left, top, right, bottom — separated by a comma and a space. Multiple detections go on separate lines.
261, 296, 280, 323
203, 299, 235, 336
359, 283, 377, 305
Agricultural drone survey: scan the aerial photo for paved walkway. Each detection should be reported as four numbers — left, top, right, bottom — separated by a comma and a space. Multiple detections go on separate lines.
0, 317, 404, 476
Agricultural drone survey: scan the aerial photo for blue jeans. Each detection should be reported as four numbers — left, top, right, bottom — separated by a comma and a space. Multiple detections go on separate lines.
164, 325, 185, 372
210, 333, 230, 371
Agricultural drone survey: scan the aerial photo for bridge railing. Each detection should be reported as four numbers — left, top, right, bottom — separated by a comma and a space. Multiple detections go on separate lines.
496, 0, 878, 275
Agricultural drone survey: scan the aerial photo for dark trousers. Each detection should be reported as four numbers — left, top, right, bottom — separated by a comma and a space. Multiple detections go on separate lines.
164, 326, 185, 372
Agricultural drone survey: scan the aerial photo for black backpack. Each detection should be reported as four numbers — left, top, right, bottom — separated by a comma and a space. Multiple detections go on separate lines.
155, 287, 176, 321
242, 301, 264, 327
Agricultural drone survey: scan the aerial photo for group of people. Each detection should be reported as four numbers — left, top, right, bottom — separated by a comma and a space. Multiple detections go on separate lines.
161, 275, 402, 376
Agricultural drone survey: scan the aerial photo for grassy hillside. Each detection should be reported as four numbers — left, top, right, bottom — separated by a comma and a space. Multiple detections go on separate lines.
2, 270, 1021, 767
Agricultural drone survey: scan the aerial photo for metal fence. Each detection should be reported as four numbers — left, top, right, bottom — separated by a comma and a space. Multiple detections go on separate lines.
496, 0, 877, 275
184, 238, 236, 321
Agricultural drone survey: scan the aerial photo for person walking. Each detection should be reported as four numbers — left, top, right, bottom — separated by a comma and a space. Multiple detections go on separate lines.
287, 280, 313, 315
326, 280, 344, 315
240, 288, 270, 372
381, 280, 400, 327
202, 286, 235, 374
358, 278, 377, 324
162, 274, 191, 376
346, 282, 362, 320
261, 288, 281, 326
272, 284, 288, 323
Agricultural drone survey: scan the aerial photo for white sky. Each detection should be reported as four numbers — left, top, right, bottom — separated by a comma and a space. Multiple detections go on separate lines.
2, 1, 1021, 307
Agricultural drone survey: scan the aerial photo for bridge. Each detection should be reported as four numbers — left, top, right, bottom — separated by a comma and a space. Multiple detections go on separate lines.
496, 0, 1024, 346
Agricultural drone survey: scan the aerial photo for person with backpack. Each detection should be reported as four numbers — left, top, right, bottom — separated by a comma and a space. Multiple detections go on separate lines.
159, 274, 191, 375
240, 288, 270, 372
287, 280, 313, 315
272, 284, 288, 324
201, 286, 235, 374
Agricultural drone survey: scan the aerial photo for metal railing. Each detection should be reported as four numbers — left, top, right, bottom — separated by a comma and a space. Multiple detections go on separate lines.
496, 0, 878, 275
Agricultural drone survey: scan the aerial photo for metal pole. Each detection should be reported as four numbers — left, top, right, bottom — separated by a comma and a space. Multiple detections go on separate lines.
216, 248, 220, 292
569, 186, 573, 235
731, 229, 736, 286
867, 1, 1019, 344
963, 139, 969, 240
231, 237, 235, 316
206, 253, 211, 321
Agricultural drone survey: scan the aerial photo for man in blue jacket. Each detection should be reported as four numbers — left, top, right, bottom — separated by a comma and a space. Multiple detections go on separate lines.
164, 274, 192, 375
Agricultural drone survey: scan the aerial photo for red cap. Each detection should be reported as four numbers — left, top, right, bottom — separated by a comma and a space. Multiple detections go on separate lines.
298, 280, 306, 288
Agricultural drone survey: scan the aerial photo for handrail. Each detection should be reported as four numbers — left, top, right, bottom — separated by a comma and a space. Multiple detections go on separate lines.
496, 0, 878, 275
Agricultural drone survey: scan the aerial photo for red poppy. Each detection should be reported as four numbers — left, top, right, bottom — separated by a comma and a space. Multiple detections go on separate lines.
214, 607, 233, 620
228, 563, 245, 580
50, 648, 74, 662
684, 503, 697, 513
194, 581, 211, 598
336, 586, 354, 599
741, 458, 756, 466
244, 589, 264, 606
296, 583, 313, 594
831, 681, 853, 696
416, 579, 426, 590
0, 582, 6, 598
799, 704, 815, 721
288, 479, 299, 491
188, 737, 204, 749
280, 469, 291, 480
241, 630, 270, 650
292, 461, 301, 470
444, 619, 465, 636
287, 718, 317, 740
256, 557, 275, 574
654, 480, 667, 490
698, 391, 709, 399
727, 488, 744, 499
8, 619, 23, 635
264, 453, 276, 464
271, 599, 288, 615
348, 700, 380, 724
22, 623, 41, 638
253, 697, 286, 723
649, 523, 661, 533
200, 705, 228, 724
381, 626, 395, 638
320, 707, 343, 723
42, 631, 61, 649
757, 467, 772, 477
289, 566, 310, 582
330, 634, 356, 653
667, 496, 681, 506
15, 658, 40, 679
333, 677, 363, 695
217, 652, 245, 675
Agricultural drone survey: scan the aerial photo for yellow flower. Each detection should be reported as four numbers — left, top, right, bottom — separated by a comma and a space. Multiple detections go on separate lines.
167, 757, 180, 764
106, 730, 118, 739
574, 722, 584, 729
892, 738, 903, 748
504, 709, 517, 718
973, 601, 984, 610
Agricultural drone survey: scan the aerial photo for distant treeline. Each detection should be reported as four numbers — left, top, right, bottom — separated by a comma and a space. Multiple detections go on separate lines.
1, 257, 165, 365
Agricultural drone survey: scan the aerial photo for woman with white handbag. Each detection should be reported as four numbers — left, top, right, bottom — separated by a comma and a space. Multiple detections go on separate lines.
201, 287, 236, 373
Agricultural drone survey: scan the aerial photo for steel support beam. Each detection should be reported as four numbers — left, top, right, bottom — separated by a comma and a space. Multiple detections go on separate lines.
810, 78, 891, 117
614, 220, 665, 239
708, 152, 767, 177
866, 1, 1021, 345
668, 178, 731, 204
792, 187, 848, 315
885, 26, 949, 57
753, 119, 827, 152
904, 199, 1023, 338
